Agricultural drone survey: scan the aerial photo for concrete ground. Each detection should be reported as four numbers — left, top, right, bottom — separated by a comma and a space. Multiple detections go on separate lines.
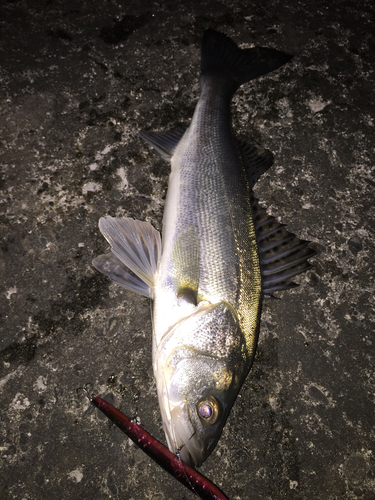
1, 0, 374, 499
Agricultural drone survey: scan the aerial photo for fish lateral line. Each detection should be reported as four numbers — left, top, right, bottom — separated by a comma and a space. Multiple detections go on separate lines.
91, 396, 230, 500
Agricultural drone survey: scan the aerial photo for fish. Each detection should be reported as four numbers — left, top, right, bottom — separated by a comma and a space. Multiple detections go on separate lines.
90, 394, 229, 500
93, 29, 316, 468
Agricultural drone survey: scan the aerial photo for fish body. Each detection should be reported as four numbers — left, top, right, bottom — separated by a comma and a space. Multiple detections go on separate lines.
93, 30, 315, 467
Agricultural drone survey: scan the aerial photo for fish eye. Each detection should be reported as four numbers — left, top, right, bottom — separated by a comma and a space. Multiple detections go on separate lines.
197, 396, 219, 424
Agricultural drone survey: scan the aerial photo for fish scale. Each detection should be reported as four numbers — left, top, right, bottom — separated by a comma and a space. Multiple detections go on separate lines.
170, 83, 253, 305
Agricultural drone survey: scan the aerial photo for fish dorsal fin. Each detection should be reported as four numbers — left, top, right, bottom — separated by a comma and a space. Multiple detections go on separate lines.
93, 217, 161, 299
251, 195, 317, 296
239, 142, 274, 188
171, 225, 200, 305
140, 127, 187, 161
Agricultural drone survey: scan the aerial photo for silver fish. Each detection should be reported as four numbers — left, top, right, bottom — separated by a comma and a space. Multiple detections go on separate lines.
93, 30, 316, 467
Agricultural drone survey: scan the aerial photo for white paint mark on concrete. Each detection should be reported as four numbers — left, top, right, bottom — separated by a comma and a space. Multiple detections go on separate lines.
68, 469, 83, 482
82, 182, 101, 195
95, 144, 114, 162
308, 99, 330, 113
302, 202, 312, 209
100, 145, 112, 156
34, 375, 47, 392
117, 167, 128, 190
0, 368, 21, 388
11, 393, 31, 410
5, 287, 17, 299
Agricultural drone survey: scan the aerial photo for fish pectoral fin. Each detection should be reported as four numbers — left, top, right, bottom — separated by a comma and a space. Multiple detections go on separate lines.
251, 195, 318, 295
93, 217, 162, 298
93, 252, 153, 298
172, 225, 200, 305
238, 141, 274, 188
139, 127, 187, 161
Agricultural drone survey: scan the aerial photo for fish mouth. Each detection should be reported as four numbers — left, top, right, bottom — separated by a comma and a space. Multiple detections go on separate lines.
164, 404, 204, 468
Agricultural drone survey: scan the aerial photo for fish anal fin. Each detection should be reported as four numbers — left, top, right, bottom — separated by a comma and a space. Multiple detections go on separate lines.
239, 142, 274, 188
140, 127, 187, 161
94, 217, 161, 298
252, 195, 317, 295
172, 225, 200, 305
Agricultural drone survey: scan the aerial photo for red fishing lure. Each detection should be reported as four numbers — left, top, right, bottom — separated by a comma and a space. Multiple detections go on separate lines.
91, 395, 229, 500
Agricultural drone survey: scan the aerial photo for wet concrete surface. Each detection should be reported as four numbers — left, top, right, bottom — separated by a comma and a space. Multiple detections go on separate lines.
1, 0, 374, 499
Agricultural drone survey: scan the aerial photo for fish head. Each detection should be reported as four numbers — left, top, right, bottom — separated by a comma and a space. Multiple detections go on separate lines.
155, 301, 249, 467
163, 355, 237, 467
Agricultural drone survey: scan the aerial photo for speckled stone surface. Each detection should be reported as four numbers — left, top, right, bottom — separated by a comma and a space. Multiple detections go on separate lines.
1, 1, 374, 499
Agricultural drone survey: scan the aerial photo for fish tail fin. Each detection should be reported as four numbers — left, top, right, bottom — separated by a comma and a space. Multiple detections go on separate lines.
201, 30, 292, 94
